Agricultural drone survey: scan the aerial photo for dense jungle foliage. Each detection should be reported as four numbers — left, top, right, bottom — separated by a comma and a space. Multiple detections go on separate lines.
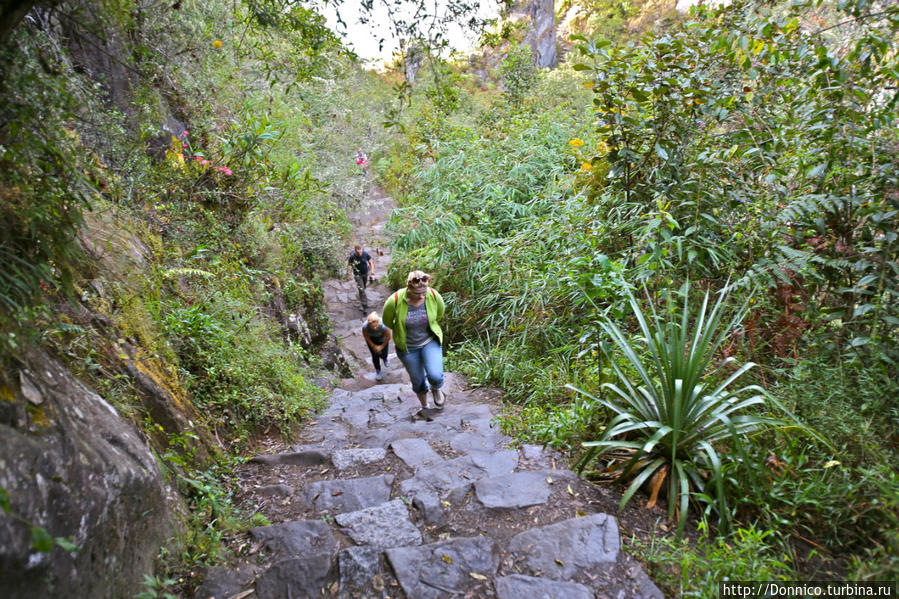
381, 0, 899, 588
1, 0, 897, 594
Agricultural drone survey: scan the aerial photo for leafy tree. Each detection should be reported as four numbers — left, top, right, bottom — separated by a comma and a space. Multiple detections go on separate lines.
500, 41, 537, 103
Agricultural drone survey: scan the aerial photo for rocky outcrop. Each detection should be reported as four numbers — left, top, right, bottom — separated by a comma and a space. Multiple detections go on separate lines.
512, 0, 557, 68
0, 350, 173, 599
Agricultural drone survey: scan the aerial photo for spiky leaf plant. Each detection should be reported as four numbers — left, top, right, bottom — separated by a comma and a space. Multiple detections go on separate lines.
573, 283, 813, 537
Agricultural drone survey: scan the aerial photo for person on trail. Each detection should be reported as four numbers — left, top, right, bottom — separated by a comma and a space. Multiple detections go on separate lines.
362, 312, 391, 381
347, 245, 375, 312
356, 149, 369, 176
381, 270, 446, 410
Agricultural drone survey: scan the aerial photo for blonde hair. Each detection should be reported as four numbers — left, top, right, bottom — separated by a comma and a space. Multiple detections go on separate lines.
367, 312, 381, 326
406, 270, 430, 285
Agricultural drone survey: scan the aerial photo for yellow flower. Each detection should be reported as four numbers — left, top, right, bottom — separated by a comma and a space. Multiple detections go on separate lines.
212, 40, 223, 48
582, 80, 595, 89
569, 138, 585, 148
580, 162, 593, 172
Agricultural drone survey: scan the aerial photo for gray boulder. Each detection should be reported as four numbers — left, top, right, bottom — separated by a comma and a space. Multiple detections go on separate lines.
0, 350, 172, 599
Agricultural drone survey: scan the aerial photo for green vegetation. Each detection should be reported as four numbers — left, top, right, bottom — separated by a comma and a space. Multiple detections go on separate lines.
381, 0, 899, 588
0, 0, 391, 586
572, 282, 822, 538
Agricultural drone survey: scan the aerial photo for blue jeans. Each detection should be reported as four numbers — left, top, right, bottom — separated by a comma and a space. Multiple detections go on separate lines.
397, 338, 444, 395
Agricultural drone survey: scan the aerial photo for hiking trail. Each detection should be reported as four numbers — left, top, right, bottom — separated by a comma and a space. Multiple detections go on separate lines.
197, 185, 663, 598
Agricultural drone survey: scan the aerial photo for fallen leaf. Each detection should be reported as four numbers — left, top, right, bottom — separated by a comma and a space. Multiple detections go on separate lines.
823, 460, 841, 469
442, 554, 453, 564
555, 558, 564, 566
332, 491, 343, 496
567, 484, 574, 495
441, 500, 451, 507
646, 465, 669, 510
470, 572, 488, 581
386, 466, 391, 471
330, 582, 338, 593
546, 476, 554, 484
373, 574, 385, 591
576, 509, 586, 517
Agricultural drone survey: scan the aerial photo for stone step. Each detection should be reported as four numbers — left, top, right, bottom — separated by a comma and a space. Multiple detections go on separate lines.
334, 498, 422, 549
386, 535, 500, 599
301, 474, 394, 515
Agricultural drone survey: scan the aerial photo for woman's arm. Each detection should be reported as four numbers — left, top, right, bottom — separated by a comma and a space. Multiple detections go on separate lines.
377, 327, 392, 351
362, 327, 377, 350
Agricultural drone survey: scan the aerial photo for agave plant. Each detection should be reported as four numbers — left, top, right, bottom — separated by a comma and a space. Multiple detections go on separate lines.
572, 283, 810, 537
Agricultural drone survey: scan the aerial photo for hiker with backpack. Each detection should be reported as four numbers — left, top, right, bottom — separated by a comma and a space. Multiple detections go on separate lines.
346, 244, 375, 312
381, 270, 446, 410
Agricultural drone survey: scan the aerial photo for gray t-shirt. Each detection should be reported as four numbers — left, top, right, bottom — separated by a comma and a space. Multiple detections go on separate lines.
404, 302, 432, 348
363, 322, 388, 344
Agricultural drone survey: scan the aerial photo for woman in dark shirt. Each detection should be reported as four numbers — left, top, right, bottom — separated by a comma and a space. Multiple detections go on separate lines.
362, 312, 391, 381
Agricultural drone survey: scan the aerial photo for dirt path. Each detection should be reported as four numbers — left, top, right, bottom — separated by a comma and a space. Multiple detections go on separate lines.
195, 185, 663, 598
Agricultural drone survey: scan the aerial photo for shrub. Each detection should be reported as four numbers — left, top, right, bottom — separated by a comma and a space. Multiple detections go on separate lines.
573, 282, 819, 537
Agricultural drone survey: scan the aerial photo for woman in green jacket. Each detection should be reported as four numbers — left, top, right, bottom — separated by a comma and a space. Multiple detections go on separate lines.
382, 270, 446, 410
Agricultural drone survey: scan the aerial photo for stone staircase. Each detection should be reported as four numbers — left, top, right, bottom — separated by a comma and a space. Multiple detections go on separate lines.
193, 187, 663, 598
198, 378, 662, 598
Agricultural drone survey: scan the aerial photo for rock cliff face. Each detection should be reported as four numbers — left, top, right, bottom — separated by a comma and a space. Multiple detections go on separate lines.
0, 350, 173, 598
513, 0, 558, 68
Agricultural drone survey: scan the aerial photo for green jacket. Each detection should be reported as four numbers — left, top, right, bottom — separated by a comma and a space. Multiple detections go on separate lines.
382, 287, 445, 352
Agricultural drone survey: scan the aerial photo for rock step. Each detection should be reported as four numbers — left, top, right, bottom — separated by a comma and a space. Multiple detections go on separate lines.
199, 512, 662, 598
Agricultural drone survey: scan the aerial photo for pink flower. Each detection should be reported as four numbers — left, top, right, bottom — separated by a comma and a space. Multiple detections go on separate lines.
183, 130, 189, 136
193, 155, 202, 161
224, 168, 232, 176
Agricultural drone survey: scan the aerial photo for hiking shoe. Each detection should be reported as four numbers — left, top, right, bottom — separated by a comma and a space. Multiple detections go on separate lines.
375, 371, 383, 381
384, 357, 390, 367
432, 388, 446, 409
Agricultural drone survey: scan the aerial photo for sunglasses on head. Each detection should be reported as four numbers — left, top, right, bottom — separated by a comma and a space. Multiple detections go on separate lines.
410, 276, 430, 284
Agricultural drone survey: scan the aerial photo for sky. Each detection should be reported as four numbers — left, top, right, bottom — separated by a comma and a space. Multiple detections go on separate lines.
314, 0, 500, 66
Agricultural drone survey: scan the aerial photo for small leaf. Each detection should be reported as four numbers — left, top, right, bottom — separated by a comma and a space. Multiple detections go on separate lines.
470, 572, 488, 581
823, 460, 841, 469
55, 537, 79, 552
31, 527, 54, 553
555, 558, 565, 566
567, 484, 574, 495
442, 554, 453, 564
546, 477, 554, 485
654, 143, 669, 161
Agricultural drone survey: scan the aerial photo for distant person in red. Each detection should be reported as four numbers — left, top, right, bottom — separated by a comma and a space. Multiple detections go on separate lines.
356, 149, 369, 176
